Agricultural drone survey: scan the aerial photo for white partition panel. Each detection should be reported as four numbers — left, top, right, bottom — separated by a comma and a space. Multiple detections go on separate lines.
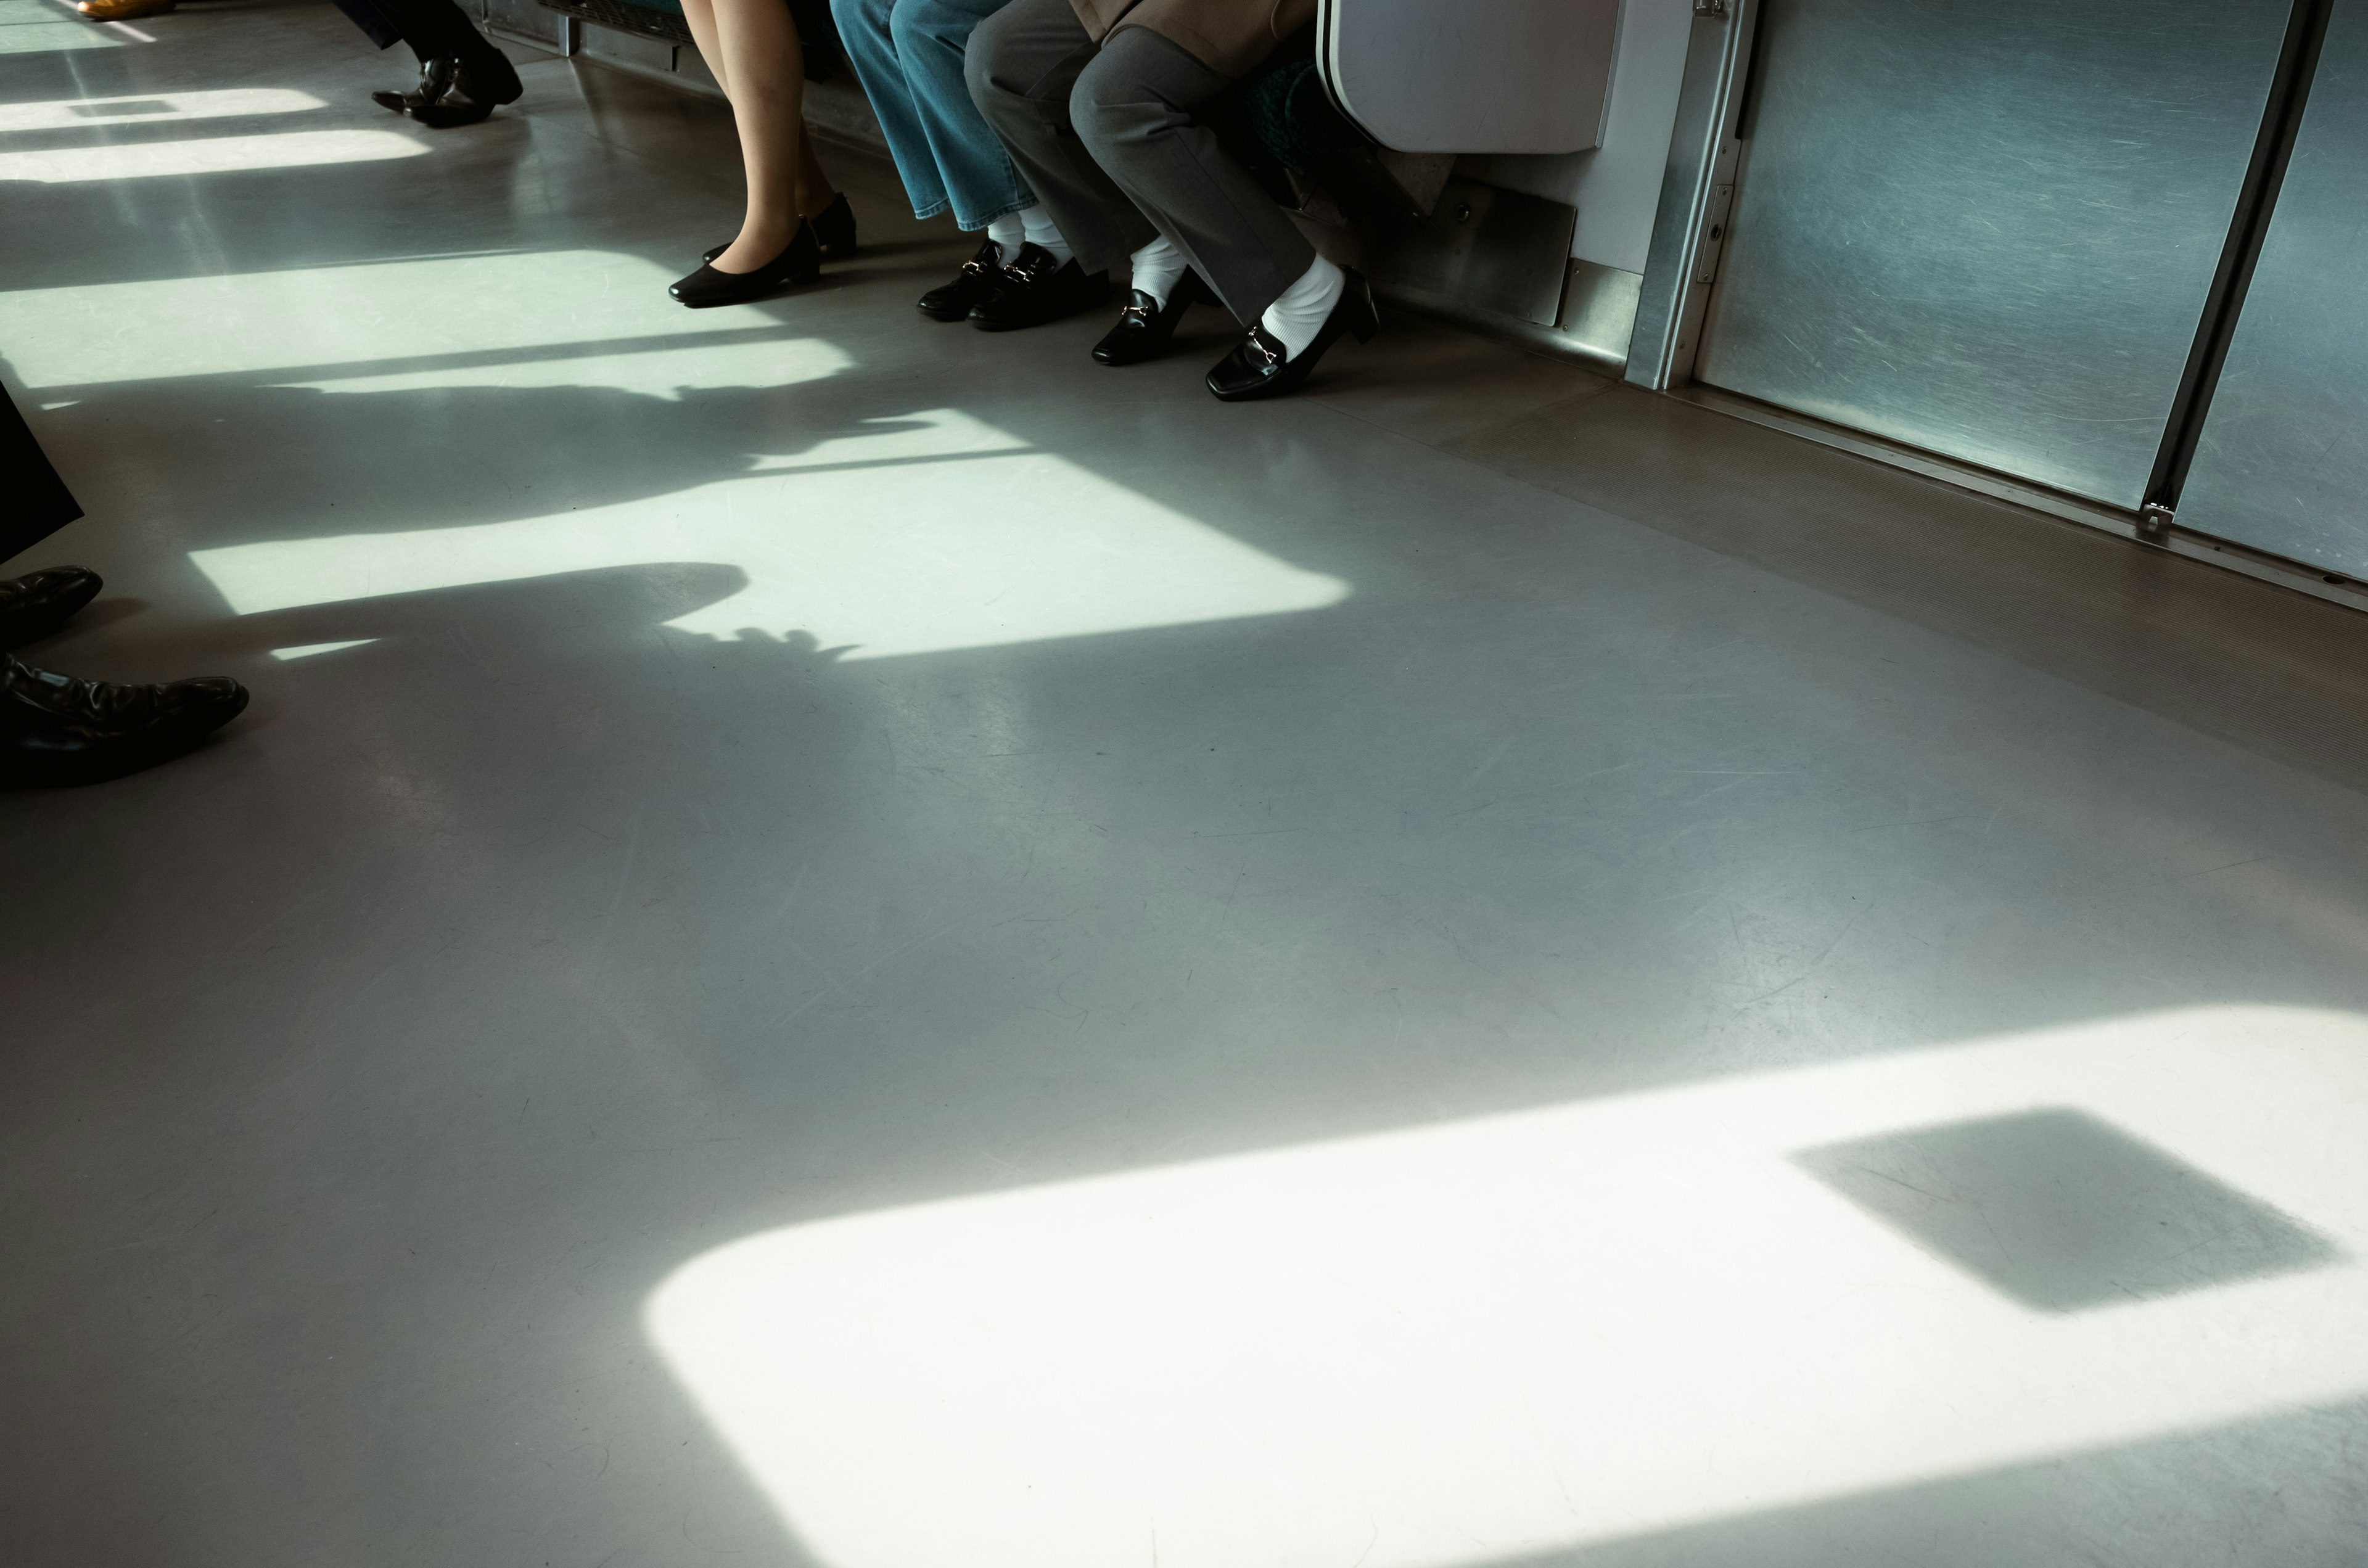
1317, 0, 1619, 155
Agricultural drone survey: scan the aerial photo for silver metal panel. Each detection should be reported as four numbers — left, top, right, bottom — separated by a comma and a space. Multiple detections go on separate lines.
1695, 0, 2292, 508
1365, 178, 1579, 327
1560, 259, 1642, 370
482, 0, 563, 51
575, 20, 675, 78
1675, 382, 2368, 617
1626, 0, 1758, 391
2179, 1, 2368, 579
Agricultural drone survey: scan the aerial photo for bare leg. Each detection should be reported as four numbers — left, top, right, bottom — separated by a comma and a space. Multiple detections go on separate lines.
796, 123, 835, 219
678, 0, 731, 99
702, 0, 841, 272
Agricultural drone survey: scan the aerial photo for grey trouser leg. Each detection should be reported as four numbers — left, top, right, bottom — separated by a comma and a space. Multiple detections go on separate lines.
967, 0, 1157, 277
1074, 27, 1316, 326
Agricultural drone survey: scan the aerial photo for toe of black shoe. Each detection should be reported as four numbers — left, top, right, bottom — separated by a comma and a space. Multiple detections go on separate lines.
0, 567, 106, 652
160, 677, 250, 737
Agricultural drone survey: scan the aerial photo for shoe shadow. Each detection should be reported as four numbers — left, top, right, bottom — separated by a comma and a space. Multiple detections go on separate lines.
18, 596, 150, 652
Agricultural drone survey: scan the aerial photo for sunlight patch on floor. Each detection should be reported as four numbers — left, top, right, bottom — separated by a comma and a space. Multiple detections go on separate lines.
276, 334, 854, 400
269, 638, 377, 662
0, 0, 120, 52
648, 1006, 2368, 1568
0, 86, 323, 130
0, 251, 781, 384
0, 126, 425, 184
189, 409, 1349, 662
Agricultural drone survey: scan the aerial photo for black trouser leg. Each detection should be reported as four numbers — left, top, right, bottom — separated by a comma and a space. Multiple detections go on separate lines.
332, 0, 496, 61
966, 0, 1158, 277
1072, 28, 1314, 326
397, 0, 498, 60
1, 387, 82, 566
331, 0, 406, 49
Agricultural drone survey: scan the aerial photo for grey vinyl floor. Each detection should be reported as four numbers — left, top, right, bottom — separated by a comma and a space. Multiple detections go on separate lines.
7, 6, 2368, 1566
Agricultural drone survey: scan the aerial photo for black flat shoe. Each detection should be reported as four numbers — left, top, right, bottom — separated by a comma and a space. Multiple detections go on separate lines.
1206, 267, 1378, 401
968, 244, 1108, 332
1093, 271, 1213, 366
709, 192, 854, 265
918, 238, 1005, 321
406, 49, 521, 128
0, 654, 247, 789
372, 56, 454, 115
671, 222, 822, 307
0, 567, 102, 651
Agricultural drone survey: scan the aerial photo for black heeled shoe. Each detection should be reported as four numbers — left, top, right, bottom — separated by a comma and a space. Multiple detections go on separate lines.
1093, 271, 1212, 366
1206, 267, 1378, 401
705, 192, 855, 265
810, 192, 857, 260
372, 56, 454, 115
0, 567, 103, 651
672, 221, 822, 308
406, 49, 522, 128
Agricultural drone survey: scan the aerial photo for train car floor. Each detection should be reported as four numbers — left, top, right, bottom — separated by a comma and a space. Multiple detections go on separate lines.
6, 4, 2368, 1566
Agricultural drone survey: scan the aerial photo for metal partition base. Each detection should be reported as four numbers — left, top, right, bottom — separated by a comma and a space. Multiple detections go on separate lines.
1672, 384, 2368, 617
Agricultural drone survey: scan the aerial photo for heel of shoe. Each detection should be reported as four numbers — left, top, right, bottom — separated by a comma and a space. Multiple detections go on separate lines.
813, 192, 858, 260
787, 221, 823, 285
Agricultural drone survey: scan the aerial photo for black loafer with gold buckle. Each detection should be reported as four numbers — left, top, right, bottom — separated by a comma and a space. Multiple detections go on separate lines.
968, 244, 1109, 332
919, 238, 1006, 321
1092, 271, 1212, 366
1206, 267, 1378, 402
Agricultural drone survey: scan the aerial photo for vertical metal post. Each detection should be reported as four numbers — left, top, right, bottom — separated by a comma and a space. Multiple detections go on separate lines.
1625, 0, 1759, 391
2136, 0, 2333, 534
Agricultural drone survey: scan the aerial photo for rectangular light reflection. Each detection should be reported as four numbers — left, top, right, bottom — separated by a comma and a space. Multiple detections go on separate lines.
648, 1007, 2368, 1568
0, 252, 792, 386
0, 127, 425, 184
0, 86, 324, 131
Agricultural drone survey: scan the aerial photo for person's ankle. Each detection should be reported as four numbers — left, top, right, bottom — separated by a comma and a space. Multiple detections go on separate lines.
748, 211, 799, 246
717, 220, 796, 273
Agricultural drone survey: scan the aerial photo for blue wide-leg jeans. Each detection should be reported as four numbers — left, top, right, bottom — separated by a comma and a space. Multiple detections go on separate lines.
831, 0, 1034, 231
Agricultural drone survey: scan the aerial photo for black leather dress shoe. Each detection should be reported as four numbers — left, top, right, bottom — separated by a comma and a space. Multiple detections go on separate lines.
672, 221, 822, 308
918, 239, 1005, 321
1092, 271, 1213, 366
968, 244, 1109, 332
710, 192, 855, 265
372, 56, 454, 115
1206, 267, 1379, 401
406, 49, 522, 128
1, 654, 247, 789
0, 567, 102, 651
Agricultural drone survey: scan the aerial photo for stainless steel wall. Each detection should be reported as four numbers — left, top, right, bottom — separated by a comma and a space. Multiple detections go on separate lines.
2178, 1, 2368, 578
1694, 0, 2292, 508
482, 0, 566, 51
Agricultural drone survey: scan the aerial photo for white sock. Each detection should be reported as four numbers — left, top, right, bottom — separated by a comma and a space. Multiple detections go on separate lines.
1128, 233, 1187, 308
986, 211, 1025, 266
1259, 254, 1344, 361
1018, 203, 1074, 269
